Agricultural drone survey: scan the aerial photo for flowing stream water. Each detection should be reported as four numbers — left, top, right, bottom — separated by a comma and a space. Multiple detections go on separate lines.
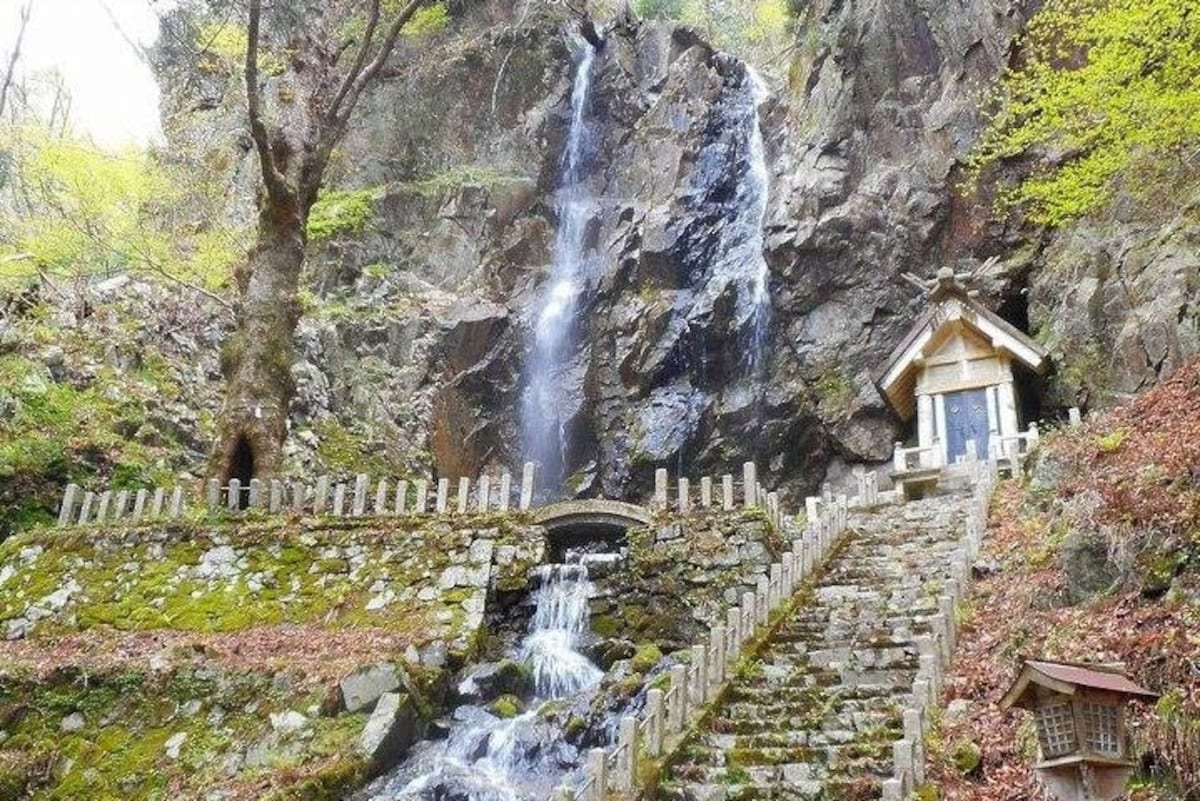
520, 44, 598, 494
362, 561, 604, 801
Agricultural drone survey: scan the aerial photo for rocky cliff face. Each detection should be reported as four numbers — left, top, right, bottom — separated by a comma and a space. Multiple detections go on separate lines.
151, 0, 1199, 503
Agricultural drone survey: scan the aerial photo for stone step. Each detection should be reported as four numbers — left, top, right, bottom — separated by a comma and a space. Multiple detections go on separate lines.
667, 757, 892, 796
726, 681, 907, 705
659, 776, 887, 801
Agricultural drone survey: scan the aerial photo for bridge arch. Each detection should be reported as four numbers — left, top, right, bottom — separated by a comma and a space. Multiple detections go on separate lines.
531, 499, 652, 558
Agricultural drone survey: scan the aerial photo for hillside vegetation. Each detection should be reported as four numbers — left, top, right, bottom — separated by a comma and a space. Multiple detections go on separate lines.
926, 361, 1200, 800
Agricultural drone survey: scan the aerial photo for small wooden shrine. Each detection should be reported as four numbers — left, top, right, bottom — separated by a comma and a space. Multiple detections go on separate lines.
876, 268, 1050, 473
1000, 659, 1158, 801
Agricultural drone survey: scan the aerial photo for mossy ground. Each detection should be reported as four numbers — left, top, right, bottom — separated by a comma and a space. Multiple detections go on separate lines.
0, 666, 370, 801
0, 514, 539, 801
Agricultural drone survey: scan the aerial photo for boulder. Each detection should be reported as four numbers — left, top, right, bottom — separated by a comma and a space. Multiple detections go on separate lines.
340, 662, 401, 713
358, 691, 420, 774
456, 659, 532, 704
1060, 530, 1122, 603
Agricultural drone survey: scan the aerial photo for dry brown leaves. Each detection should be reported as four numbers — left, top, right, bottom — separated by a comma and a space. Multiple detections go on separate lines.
0, 623, 419, 686
928, 361, 1200, 801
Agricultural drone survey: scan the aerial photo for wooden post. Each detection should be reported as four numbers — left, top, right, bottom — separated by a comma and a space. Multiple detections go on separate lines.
247, 479, 261, 509
457, 477, 470, 514
333, 483, 346, 516
78, 491, 95, 525
519, 462, 535, 510
269, 480, 283, 513
414, 479, 428, 514
668, 665, 688, 732
96, 491, 112, 521
313, 476, 329, 514
722, 474, 734, 510
57, 484, 80, 527
436, 478, 449, 513
206, 478, 220, 510
224, 482, 238, 512
709, 624, 726, 691
499, 471, 511, 512
586, 748, 607, 801
645, 688, 665, 757
654, 468, 668, 509
291, 480, 305, 512
478, 474, 491, 512
690, 644, 708, 705
169, 486, 184, 519
726, 606, 741, 660
742, 462, 756, 508
151, 487, 165, 518
756, 575, 769, 625
352, 474, 368, 516
769, 563, 782, 609
700, 476, 712, 508
678, 477, 690, 514
374, 479, 389, 515
394, 480, 409, 515
616, 715, 637, 790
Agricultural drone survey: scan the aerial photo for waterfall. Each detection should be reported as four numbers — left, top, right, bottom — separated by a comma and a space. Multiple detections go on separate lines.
706, 62, 772, 378
362, 562, 604, 801
741, 67, 772, 378
520, 44, 598, 494
522, 564, 604, 698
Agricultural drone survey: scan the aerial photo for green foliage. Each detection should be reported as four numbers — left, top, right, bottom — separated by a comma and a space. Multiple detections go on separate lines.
635, 0, 688, 19
401, 2, 451, 37
0, 353, 176, 537
969, 0, 1200, 225
634, 0, 794, 59
0, 126, 240, 290
306, 188, 378, 243
1095, 427, 1129, 453
487, 694, 523, 719
195, 21, 286, 76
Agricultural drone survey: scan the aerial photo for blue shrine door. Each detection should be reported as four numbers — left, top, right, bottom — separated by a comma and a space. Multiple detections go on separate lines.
944, 388, 990, 462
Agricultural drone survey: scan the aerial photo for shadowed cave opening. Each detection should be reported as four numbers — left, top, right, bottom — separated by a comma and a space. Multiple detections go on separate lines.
545, 521, 629, 563
996, 274, 1046, 425
227, 436, 255, 510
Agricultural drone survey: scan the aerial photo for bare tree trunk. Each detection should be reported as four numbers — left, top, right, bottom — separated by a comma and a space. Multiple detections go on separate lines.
212, 209, 306, 483
209, 0, 430, 486
0, 1, 33, 121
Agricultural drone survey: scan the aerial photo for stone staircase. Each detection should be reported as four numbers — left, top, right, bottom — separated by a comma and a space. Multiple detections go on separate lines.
658, 492, 971, 801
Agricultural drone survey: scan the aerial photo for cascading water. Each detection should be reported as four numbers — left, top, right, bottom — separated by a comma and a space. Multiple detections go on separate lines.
520, 43, 598, 495
705, 62, 772, 380
361, 561, 604, 801
740, 67, 772, 379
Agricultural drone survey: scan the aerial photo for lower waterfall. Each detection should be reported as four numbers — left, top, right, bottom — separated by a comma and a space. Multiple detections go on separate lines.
360, 561, 605, 801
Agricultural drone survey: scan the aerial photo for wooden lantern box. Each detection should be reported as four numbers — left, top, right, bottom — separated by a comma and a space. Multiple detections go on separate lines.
1001, 659, 1158, 801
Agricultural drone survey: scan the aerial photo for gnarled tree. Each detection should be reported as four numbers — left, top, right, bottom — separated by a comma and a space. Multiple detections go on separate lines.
213, 0, 431, 486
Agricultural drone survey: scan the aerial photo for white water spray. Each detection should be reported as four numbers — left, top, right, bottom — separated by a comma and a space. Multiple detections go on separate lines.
521, 44, 598, 492
365, 562, 604, 801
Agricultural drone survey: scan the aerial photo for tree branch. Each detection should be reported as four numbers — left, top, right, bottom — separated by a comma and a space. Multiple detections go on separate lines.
327, 0, 382, 121
246, 0, 290, 207
332, 0, 427, 132
0, 1, 33, 122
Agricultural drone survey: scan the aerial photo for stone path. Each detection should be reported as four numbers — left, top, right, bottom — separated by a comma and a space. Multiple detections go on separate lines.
658, 492, 970, 801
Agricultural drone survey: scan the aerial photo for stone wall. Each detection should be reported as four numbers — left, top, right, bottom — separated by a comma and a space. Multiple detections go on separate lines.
588, 508, 785, 657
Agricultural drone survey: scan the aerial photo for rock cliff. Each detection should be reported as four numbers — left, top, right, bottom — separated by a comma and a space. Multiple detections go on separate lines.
145, 0, 1198, 502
